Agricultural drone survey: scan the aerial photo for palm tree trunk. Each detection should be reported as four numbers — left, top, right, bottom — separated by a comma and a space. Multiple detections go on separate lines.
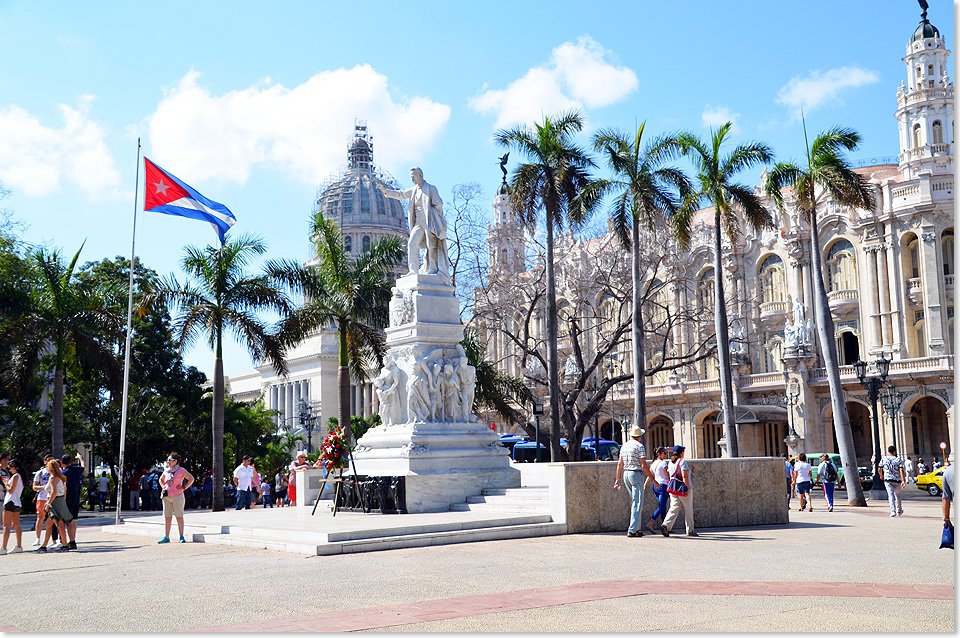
338, 328, 352, 447
809, 208, 866, 506
714, 212, 739, 457
211, 355, 225, 511
53, 367, 64, 458
631, 221, 647, 444
545, 212, 562, 463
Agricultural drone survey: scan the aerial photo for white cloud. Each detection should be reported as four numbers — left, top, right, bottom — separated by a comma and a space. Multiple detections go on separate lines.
0, 98, 122, 199
469, 35, 638, 129
701, 104, 740, 134
776, 66, 879, 119
146, 66, 451, 185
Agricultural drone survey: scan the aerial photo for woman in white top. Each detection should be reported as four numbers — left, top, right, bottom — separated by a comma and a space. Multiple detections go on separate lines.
644, 447, 670, 533
1, 459, 24, 554
792, 453, 814, 512
38, 459, 72, 552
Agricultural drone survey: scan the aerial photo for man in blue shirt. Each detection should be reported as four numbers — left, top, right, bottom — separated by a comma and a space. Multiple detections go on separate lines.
60, 453, 84, 550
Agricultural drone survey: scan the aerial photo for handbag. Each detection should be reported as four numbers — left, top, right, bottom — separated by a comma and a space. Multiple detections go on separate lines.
940, 521, 954, 550
666, 462, 688, 497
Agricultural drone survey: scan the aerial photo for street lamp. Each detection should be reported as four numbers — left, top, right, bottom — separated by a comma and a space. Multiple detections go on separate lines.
297, 399, 316, 454
525, 377, 545, 462
879, 383, 904, 454
854, 354, 890, 501
784, 380, 801, 451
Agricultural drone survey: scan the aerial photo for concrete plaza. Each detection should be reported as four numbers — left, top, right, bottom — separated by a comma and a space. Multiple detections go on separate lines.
0, 487, 954, 633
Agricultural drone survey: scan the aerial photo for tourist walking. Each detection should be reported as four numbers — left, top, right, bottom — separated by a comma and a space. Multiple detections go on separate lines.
1, 459, 24, 554
613, 426, 654, 537
60, 453, 84, 549
260, 475, 273, 508
38, 459, 72, 552
274, 467, 288, 507
817, 454, 838, 512
233, 456, 256, 510
783, 454, 794, 510
250, 460, 262, 507
905, 456, 915, 484
661, 445, 696, 537
96, 472, 110, 511
288, 452, 311, 507
918, 458, 929, 476
793, 453, 814, 512
158, 453, 194, 544
880, 446, 906, 517
644, 447, 669, 533
129, 469, 141, 510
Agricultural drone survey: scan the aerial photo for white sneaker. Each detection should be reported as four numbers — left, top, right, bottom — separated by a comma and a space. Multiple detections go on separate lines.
32, 538, 40, 547
9, 547, 22, 554
51, 541, 62, 549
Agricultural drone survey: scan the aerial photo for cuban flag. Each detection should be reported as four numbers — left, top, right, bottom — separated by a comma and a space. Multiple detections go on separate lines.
143, 158, 236, 244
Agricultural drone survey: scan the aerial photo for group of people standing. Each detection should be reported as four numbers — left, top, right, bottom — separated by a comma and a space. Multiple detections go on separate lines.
1, 451, 84, 554
614, 426, 696, 538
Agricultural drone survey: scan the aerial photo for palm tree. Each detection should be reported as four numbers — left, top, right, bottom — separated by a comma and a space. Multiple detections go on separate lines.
267, 215, 403, 447
496, 110, 599, 462
764, 125, 875, 506
141, 233, 291, 511
678, 122, 774, 457
581, 123, 692, 438
2, 244, 121, 457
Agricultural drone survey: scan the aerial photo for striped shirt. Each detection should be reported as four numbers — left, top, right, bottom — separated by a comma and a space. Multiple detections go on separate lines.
620, 440, 647, 471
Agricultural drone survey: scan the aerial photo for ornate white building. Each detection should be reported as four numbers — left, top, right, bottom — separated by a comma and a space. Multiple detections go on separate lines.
478, 8, 954, 464
227, 124, 408, 447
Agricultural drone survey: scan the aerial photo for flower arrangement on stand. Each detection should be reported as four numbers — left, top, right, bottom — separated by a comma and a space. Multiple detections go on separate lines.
318, 426, 349, 478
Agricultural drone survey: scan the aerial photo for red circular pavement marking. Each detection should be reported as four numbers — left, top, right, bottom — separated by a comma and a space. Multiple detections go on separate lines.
192, 579, 955, 632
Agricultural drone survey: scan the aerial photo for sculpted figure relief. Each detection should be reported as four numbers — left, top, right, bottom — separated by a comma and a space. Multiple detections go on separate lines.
374, 362, 403, 425
378, 167, 451, 284
407, 359, 433, 422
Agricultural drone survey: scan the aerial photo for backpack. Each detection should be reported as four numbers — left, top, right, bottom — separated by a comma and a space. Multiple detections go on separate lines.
823, 462, 838, 483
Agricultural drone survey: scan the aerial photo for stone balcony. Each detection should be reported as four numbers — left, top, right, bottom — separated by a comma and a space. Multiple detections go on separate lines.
827, 289, 859, 315
907, 277, 924, 308
945, 274, 954, 302
758, 300, 788, 325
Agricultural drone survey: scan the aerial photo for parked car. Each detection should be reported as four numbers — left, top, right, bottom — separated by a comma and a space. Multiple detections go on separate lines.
805, 453, 845, 487
497, 434, 529, 456
582, 437, 621, 461
512, 441, 550, 463
917, 468, 945, 496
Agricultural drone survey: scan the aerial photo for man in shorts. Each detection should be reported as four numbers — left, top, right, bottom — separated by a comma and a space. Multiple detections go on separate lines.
60, 453, 84, 550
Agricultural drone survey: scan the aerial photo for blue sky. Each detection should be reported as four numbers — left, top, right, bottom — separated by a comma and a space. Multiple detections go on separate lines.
0, 1, 952, 377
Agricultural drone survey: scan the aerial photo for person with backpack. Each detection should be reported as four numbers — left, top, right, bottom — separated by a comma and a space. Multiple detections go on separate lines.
818, 454, 838, 512
792, 453, 814, 512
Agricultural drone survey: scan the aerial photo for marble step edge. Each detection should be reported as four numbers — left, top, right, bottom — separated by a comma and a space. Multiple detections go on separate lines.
449, 503, 551, 513
321, 522, 568, 556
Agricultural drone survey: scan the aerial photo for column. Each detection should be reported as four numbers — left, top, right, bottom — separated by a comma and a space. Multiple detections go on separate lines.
271, 387, 279, 426
920, 227, 947, 353
876, 243, 893, 348
886, 233, 906, 356
286, 384, 294, 423
867, 246, 883, 353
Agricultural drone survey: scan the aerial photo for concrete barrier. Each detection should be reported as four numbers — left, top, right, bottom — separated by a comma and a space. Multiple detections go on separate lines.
546, 457, 789, 534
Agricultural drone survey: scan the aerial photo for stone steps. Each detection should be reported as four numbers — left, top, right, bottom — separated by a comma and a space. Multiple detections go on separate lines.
101, 513, 563, 556
449, 487, 551, 514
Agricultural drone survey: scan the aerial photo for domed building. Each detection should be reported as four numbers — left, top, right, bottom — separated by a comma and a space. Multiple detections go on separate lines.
227, 123, 410, 452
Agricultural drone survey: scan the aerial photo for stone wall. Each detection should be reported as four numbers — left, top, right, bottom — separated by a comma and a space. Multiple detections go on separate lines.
548, 458, 788, 534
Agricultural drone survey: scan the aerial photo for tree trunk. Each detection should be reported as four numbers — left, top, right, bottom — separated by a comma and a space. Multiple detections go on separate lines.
714, 211, 739, 457
211, 356, 225, 511
809, 208, 867, 506
338, 327, 352, 447
545, 212, 562, 463
52, 367, 64, 458
631, 221, 647, 447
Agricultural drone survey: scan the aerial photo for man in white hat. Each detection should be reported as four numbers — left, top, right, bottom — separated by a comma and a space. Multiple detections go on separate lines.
614, 425, 655, 537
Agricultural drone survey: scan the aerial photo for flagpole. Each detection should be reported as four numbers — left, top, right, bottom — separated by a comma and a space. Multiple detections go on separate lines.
115, 138, 141, 527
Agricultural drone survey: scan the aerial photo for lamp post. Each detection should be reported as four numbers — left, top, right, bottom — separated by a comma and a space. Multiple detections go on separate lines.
603, 353, 618, 444
879, 383, 904, 454
854, 354, 890, 501
297, 399, 316, 454
784, 380, 801, 453
525, 377, 545, 462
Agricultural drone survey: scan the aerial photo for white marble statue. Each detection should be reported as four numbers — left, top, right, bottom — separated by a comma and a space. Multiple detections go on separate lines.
378, 167, 451, 284
456, 356, 476, 420
785, 297, 813, 348
374, 362, 403, 425
407, 359, 433, 422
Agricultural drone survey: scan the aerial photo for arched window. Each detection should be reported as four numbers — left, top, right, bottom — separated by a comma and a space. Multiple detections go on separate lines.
362, 235, 371, 252
701, 414, 722, 459
344, 236, 353, 253
648, 416, 674, 452
933, 120, 944, 144
826, 239, 857, 291
501, 248, 508, 265
913, 123, 923, 148
697, 268, 715, 311
907, 235, 921, 279
912, 311, 927, 358
758, 254, 786, 304
837, 331, 860, 366
943, 229, 954, 276
763, 335, 784, 373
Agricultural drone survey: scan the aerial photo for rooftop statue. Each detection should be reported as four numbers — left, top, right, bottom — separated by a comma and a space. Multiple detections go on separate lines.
378, 167, 451, 284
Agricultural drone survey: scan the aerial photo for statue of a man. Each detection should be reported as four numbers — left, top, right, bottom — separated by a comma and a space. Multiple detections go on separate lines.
378, 167, 451, 283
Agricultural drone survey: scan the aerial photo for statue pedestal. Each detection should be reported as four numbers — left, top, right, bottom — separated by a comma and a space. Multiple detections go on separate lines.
353, 273, 519, 513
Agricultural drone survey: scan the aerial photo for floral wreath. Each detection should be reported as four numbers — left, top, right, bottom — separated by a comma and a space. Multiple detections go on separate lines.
318, 426, 349, 475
